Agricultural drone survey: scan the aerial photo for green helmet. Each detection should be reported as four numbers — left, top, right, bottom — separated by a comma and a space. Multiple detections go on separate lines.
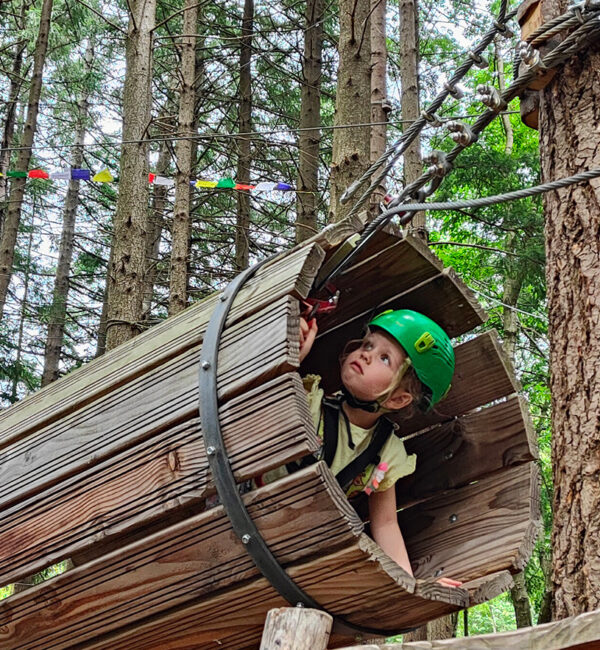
368, 309, 455, 410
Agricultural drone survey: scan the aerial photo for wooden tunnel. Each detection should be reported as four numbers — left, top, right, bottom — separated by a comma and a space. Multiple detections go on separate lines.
0, 221, 540, 648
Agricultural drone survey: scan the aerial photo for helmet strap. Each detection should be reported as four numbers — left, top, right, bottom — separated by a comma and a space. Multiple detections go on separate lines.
340, 385, 381, 413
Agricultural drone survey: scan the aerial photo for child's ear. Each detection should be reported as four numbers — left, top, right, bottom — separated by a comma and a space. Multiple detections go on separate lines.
383, 389, 413, 411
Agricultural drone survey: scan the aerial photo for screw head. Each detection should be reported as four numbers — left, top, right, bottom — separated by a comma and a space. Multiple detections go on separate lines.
241, 534, 251, 544
220, 293, 227, 302
449, 514, 458, 523
201, 360, 211, 370
206, 446, 216, 456
445, 451, 454, 460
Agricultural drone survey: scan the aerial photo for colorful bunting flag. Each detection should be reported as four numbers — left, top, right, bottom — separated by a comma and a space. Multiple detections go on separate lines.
154, 176, 174, 186
28, 169, 49, 179
50, 170, 71, 180
92, 169, 114, 183
2, 166, 296, 195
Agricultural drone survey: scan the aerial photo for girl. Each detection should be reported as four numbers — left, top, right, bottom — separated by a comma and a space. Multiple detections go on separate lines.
298, 309, 461, 587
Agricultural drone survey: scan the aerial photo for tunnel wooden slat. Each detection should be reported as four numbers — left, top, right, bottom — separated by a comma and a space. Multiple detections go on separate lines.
400, 463, 541, 583
0, 226, 539, 647
0, 373, 317, 587
395, 395, 537, 507
0, 243, 325, 449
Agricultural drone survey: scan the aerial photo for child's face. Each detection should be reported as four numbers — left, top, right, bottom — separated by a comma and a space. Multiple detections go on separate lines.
340, 329, 407, 403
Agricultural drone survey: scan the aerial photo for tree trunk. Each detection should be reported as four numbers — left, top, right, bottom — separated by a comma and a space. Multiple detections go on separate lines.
404, 613, 458, 642
11, 213, 34, 403
168, 0, 198, 316
0, 0, 53, 323
41, 41, 94, 387
399, 0, 423, 237
0, 31, 27, 237
142, 137, 170, 319
328, 0, 371, 223
234, 0, 254, 271
369, 0, 388, 214
295, 0, 323, 244
105, 0, 155, 350
495, 36, 514, 156
537, 0, 600, 619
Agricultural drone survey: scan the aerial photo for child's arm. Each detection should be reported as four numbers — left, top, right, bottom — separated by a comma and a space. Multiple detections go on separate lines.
369, 487, 462, 587
368, 487, 413, 576
299, 317, 318, 363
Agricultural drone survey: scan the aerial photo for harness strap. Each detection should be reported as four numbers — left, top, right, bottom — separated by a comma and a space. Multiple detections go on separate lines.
334, 417, 393, 492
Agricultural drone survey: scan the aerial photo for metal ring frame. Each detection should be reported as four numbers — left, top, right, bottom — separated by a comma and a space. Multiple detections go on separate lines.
198, 259, 415, 639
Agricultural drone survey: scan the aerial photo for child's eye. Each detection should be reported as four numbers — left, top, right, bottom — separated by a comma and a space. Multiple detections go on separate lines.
363, 341, 373, 350
380, 354, 390, 365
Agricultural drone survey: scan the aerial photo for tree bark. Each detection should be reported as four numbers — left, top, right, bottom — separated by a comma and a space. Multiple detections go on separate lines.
295, 0, 323, 244
168, 0, 198, 316
0, 32, 27, 238
41, 41, 94, 387
0, 0, 53, 323
537, 0, 600, 620
329, 0, 371, 223
105, 0, 155, 350
234, 0, 254, 271
369, 0, 388, 214
399, 0, 424, 237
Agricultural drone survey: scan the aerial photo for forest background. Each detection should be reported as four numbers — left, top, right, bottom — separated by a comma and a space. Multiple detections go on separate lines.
0, 0, 552, 638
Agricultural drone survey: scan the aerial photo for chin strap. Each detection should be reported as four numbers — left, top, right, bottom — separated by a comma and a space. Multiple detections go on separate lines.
340, 385, 382, 413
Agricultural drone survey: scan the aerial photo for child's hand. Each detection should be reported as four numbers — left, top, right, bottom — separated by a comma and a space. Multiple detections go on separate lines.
436, 577, 462, 588
299, 317, 318, 363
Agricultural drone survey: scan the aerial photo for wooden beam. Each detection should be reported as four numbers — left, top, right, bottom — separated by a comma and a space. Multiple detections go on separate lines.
336, 608, 600, 649
260, 608, 332, 650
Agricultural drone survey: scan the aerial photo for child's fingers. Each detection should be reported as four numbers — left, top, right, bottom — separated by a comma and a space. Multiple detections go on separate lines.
303, 319, 318, 349
299, 318, 318, 363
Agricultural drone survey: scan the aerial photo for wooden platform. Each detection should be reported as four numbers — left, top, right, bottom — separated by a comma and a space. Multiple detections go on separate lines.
0, 223, 539, 648
337, 609, 600, 650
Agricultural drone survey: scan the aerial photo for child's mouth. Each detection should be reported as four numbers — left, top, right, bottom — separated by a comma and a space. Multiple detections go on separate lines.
350, 361, 363, 374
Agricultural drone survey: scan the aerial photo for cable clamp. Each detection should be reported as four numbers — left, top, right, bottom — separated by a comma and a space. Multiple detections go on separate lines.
468, 50, 489, 69
423, 151, 453, 177
446, 121, 478, 146
519, 41, 547, 74
421, 109, 443, 127
476, 84, 507, 111
494, 20, 515, 38
444, 81, 465, 99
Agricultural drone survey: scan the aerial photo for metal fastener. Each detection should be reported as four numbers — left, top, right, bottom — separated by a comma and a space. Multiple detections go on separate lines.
445, 451, 454, 460
201, 360, 211, 370
449, 514, 458, 523
220, 293, 227, 302
206, 446, 216, 456
241, 534, 251, 544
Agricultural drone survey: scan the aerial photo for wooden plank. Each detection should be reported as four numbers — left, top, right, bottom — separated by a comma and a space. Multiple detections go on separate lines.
0, 295, 299, 512
463, 571, 514, 605
0, 373, 319, 587
337, 608, 600, 649
399, 463, 541, 584
0, 464, 364, 649
315, 235, 444, 334
0, 243, 324, 449
82, 536, 468, 650
395, 396, 538, 507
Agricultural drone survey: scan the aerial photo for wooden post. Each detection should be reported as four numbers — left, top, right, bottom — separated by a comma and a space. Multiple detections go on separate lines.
260, 607, 333, 650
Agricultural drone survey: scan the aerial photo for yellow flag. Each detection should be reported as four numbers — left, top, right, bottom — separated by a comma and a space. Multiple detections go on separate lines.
195, 179, 218, 188
92, 168, 114, 183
